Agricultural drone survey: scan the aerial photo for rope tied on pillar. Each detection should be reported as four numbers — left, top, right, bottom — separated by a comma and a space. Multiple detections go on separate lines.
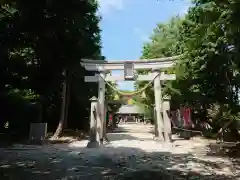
99, 73, 160, 96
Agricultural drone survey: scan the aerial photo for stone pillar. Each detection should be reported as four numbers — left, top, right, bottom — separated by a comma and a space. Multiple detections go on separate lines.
153, 69, 164, 141
102, 102, 109, 142
163, 100, 172, 142
98, 71, 106, 144
87, 96, 100, 148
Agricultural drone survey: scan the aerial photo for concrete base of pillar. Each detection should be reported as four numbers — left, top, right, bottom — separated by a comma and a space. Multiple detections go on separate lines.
87, 140, 100, 148
153, 135, 164, 141
163, 133, 172, 142
153, 137, 173, 142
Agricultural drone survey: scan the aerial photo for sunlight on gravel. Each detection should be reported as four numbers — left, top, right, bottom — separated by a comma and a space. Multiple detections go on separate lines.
0, 123, 238, 180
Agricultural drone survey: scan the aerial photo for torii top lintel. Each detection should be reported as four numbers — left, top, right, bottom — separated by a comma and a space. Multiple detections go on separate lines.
80, 55, 180, 71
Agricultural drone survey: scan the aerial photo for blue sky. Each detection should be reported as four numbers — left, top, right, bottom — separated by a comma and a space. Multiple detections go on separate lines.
98, 0, 191, 91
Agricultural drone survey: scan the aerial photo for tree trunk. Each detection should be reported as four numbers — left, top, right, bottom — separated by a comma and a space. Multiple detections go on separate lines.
64, 78, 70, 129
51, 69, 68, 139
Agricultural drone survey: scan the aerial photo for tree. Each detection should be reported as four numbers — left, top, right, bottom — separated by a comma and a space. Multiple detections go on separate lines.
137, 0, 240, 139
136, 16, 184, 118
178, 0, 240, 136
0, 0, 103, 139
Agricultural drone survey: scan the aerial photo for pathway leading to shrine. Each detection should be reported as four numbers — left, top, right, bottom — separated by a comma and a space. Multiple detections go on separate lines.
0, 123, 239, 179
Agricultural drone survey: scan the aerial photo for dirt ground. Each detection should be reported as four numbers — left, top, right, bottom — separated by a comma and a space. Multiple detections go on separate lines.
0, 123, 239, 180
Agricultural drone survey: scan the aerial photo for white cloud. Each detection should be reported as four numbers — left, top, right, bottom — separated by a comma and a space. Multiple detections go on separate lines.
98, 0, 124, 15
133, 28, 149, 42
179, 5, 190, 16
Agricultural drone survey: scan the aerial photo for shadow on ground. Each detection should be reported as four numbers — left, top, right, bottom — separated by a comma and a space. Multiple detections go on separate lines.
117, 169, 234, 180
112, 129, 155, 134
0, 141, 238, 179
0, 124, 239, 180
207, 142, 240, 158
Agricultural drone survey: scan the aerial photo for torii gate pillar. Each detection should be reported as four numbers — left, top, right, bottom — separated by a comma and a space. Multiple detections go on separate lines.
163, 97, 171, 142
98, 71, 106, 143
153, 69, 164, 140
81, 56, 179, 143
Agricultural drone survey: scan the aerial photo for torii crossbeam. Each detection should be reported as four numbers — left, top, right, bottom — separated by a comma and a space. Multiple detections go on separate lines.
81, 56, 179, 146
81, 56, 178, 71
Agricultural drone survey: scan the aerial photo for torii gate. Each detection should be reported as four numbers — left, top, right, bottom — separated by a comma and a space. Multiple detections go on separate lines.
80, 56, 179, 147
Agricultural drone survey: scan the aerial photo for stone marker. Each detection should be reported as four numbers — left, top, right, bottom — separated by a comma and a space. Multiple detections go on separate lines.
87, 96, 100, 148
29, 123, 47, 144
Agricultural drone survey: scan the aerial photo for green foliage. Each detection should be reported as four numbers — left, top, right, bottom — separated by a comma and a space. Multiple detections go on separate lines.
0, 0, 103, 136
136, 16, 184, 113
137, 0, 240, 139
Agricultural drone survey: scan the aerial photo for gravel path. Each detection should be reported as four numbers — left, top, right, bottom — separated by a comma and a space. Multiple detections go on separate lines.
0, 123, 239, 180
